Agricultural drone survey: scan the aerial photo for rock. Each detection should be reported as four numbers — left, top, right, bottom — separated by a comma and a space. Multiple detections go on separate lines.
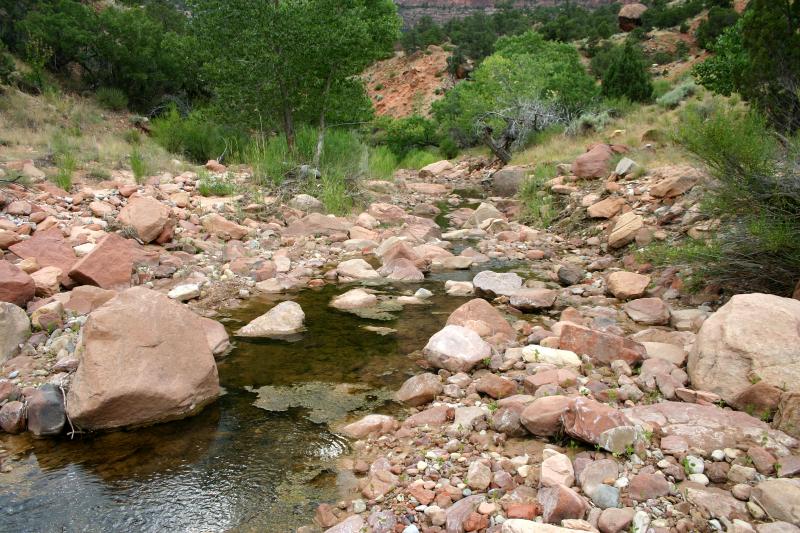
502, 521, 588, 533
757, 524, 800, 533
289, 194, 323, 213
200, 317, 230, 358
331, 288, 378, 310
0, 302, 30, 363
608, 212, 644, 249
6, 200, 32, 215
467, 460, 492, 491
0, 400, 26, 433
776, 393, 800, 439
541, 451, 575, 487
30, 266, 62, 297
468, 202, 504, 227
573, 144, 613, 179
562, 397, 630, 445
200, 213, 249, 241
559, 324, 645, 365
587, 197, 625, 219
731, 381, 784, 420
650, 169, 700, 198
445, 280, 474, 296
558, 264, 585, 286
30, 300, 63, 331
473, 271, 523, 297
520, 395, 572, 436
65, 285, 117, 315
66, 287, 220, 430
341, 414, 398, 438
598, 508, 635, 533
284, 212, 350, 237
168, 283, 201, 302
683, 485, 749, 521
607, 271, 650, 300
68, 233, 146, 290
538, 485, 588, 524
424, 325, 491, 373
517, 345, 581, 368
324, 515, 365, 533
615, 157, 638, 176
446, 298, 515, 344
623, 298, 670, 325
27, 384, 66, 436
419, 160, 453, 179
688, 293, 800, 404
0, 261, 35, 306
629, 473, 669, 501
510, 288, 558, 311
579, 459, 619, 495
336, 259, 381, 281
491, 166, 528, 196
236, 301, 305, 338
475, 373, 516, 399
378, 258, 424, 281
625, 401, 797, 455
8, 228, 76, 283
395, 373, 442, 407
641, 341, 687, 366
117, 196, 170, 243
590, 485, 620, 509
446, 494, 485, 533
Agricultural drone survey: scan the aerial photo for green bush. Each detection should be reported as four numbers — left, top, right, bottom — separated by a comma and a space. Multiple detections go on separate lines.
566, 110, 613, 136
96, 87, 128, 111
695, 6, 739, 50
652, 101, 800, 295
656, 80, 697, 109
368, 145, 398, 180
151, 106, 232, 163
519, 163, 558, 228
372, 115, 439, 158
316, 171, 353, 215
601, 41, 653, 102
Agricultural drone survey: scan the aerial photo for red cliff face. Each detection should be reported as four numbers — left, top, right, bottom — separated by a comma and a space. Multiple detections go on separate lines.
395, 0, 622, 26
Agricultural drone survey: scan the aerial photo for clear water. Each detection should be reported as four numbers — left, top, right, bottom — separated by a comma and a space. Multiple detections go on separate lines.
0, 282, 466, 533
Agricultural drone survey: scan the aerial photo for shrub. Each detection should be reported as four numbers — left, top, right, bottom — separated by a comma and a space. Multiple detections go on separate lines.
601, 41, 653, 102
399, 149, 442, 170
96, 87, 128, 111
317, 171, 353, 215
695, 6, 739, 50
566, 110, 613, 137
130, 147, 148, 184
123, 129, 142, 145
197, 171, 235, 196
52, 152, 76, 191
519, 163, 558, 228
372, 115, 438, 158
656, 80, 697, 109
151, 106, 233, 163
652, 101, 800, 295
368, 145, 398, 180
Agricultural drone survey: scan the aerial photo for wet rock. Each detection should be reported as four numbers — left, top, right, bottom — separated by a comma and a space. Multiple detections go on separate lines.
0, 400, 26, 433
608, 212, 643, 249
0, 302, 30, 363
68, 233, 146, 290
473, 271, 523, 298
0, 260, 35, 306
562, 397, 630, 445
27, 384, 66, 437
559, 324, 645, 365
510, 288, 558, 311
446, 298, 516, 344
330, 288, 378, 310
336, 259, 380, 281
538, 484, 587, 524
395, 373, 442, 407
200, 317, 230, 358
520, 395, 572, 437
66, 287, 220, 430
118, 196, 170, 243
237, 301, 305, 338
341, 414, 398, 438
424, 324, 491, 373
8, 228, 76, 283
688, 293, 800, 404
606, 271, 650, 300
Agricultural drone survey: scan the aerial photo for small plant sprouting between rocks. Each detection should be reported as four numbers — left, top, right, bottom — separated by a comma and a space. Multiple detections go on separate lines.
197, 171, 236, 197
130, 147, 148, 184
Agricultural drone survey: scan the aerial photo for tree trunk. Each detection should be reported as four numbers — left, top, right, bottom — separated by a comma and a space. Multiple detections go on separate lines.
481, 127, 512, 165
312, 73, 334, 170
279, 80, 295, 152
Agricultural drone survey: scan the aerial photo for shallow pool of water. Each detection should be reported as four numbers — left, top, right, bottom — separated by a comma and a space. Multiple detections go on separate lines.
0, 282, 466, 533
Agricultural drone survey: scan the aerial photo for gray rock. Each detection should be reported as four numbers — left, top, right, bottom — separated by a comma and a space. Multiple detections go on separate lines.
473, 271, 523, 298
589, 484, 621, 509
0, 302, 31, 363
491, 166, 528, 196
27, 384, 65, 437
558, 265, 585, 286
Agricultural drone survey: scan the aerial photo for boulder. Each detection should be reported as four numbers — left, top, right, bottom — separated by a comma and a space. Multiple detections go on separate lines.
0, 302, 30, 363
117, 196, 170, 243
559, 324, 645, 365
64, 285, 117, 315
200, 213, 249, 241
509, 288, 558, 311
520, 395, 573, 436
468, 202, 504, 228
538, 484, 588, 524
424, 324, 491, 373
200, 317, 231, 358
66, 287, 220, 430
331, 288, 378, 310
629, 473, 670, 501
288, 194, 323, 213
623, 298, 670, 325
446, 298, 515, 344
324, 515, 365, 533
751, 479, 800, 525
341, 414, 398, 439
30, 266, 62, 297
573, 144, 613, 179
377, 258, 424, 281
540, 451, 575, 487
619, 3, 647, 31
587, 197, 626, 219
283, 212, 350, 236
236, 300, 305, 338
8, 228, 76, 283
0, 261, 35, 306
562, 397, 630, 445
608, 212, 643, 249
68, 233, 147, 290
473, 271, 523, 297
598, 509, 635, 533
688, 294, 800, 403
27, 384, 66, 436
395, 373, 442, 407
0, 400, 26, 433
475, 373, 516, 399
419, 160, 453, 179
336, 259, 381, 281
491, 166, 528, 196
607, 271, 650, 300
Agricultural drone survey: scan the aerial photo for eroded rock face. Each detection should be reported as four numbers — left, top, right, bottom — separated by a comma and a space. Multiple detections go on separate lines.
424, 324, 491, 373
66, 287, 220, 430
688, 293, 800, 403
237, 300, 305, 338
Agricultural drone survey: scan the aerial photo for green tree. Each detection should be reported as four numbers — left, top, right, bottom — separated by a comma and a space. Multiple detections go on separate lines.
692, 19, 747, 96
695, 6, 739, 50
601, 40, 653, 102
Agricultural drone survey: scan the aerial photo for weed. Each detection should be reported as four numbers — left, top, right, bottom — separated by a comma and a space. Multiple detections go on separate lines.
52, 151, 76, 191
519, 163, 558, 228
130, 147, 148, 184
87, 167, 111, 181
124, 130, 142, 145
368, 145, 398, 180
317, 171, 353, 215
197, 171, 236, 196
96, 87, 128, 111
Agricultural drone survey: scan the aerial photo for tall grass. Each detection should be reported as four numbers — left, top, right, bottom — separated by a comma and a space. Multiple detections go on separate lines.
130, 147, 148, 184
197, 170, 236, 196
52, 152, 76, 191
151, 105, 244, 163
518, 163, 558, 228
368, 145, 398, 180
398, 148, 442, 170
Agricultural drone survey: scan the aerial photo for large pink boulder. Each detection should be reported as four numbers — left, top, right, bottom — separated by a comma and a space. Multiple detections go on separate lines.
688, 293, 800, 404
117, 196, 170, 243
446, 298, 516, 345
562, 397, 630, 445
66, 287, 220, 430
573, 144, 613, 179
559, 324, 645, 365
8, 228, 76, 284
69, 233, 149, 290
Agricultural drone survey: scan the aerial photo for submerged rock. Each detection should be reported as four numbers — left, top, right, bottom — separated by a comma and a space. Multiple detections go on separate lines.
237, 300, 305, 338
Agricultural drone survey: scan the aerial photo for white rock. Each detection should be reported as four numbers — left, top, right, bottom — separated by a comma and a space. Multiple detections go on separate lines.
168, 283, 201, 302
424, 325, 491, 373
518, 345, 581, 368
236, 301, 305, 338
